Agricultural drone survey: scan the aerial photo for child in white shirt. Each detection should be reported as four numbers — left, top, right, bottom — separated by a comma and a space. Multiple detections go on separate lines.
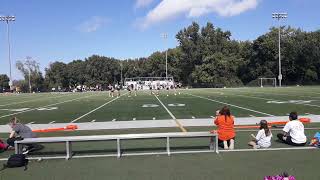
248, 120, 272, 149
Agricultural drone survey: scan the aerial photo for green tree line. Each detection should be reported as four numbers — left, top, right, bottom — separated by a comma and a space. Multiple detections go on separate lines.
1, 22, 319, 92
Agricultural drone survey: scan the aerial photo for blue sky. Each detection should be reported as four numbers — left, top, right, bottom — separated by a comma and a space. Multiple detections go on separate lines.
0, 0, 319, 80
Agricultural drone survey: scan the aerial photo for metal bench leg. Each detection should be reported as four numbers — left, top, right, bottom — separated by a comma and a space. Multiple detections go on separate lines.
215, 136, 219, 154
166, 137, 170, 156
66, 141, 72, 160
117, 139, 121, 158
14, 142, 21, 154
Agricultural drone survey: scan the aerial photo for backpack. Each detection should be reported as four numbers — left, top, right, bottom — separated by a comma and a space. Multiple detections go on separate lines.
1, 154, 28, 171
310, 132, 320, 147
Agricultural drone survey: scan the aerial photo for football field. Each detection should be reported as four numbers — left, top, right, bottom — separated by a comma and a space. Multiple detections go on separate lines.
0, 86, 320, 125
0, 86, 320, 180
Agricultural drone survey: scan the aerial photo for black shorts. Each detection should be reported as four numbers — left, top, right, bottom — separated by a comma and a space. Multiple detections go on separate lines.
277, 134, 306, 146
157, 88, 160, 90
218, 137, 235, 148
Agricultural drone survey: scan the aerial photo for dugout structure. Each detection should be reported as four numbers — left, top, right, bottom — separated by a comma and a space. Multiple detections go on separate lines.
259, 78, 277, 87
124, 77, 175, 90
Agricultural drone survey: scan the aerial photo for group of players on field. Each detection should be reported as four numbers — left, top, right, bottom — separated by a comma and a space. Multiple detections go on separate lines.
107, 82, 182, 97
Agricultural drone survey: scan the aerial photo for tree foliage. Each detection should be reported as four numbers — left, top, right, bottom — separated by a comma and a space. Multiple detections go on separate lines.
0, 74, 10, 92
9, 22, 320, 92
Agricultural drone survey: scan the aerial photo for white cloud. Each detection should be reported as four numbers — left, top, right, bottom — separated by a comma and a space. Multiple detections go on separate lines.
141, 0, 259, 28
135, 0, 154, 9
77, 16, 110, 33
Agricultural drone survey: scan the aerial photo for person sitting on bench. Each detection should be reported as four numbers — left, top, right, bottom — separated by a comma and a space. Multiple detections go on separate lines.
7, 117, 38, 153
213, 106, 235, 150
277, 112, 307, 146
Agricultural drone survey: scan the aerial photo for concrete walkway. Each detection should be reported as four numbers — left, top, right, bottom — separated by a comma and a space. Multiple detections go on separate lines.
0, 115, 319, 133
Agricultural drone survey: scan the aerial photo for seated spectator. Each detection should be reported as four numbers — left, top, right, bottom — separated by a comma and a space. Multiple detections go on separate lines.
248, 120, 272, 149
277, 112, 306, 146
212, 106, 235, 150
7, 117, 37, 153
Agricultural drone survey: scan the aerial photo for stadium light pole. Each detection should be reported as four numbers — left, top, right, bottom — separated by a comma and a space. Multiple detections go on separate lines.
0, 15, 15, 90
25, 56, 32, 93
272, 12, 287, 87
161, 33, 168, 80
120, 62, 123, 86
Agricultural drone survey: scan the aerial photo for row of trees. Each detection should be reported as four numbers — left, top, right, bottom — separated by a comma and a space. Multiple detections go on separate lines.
1, 22, 319, 92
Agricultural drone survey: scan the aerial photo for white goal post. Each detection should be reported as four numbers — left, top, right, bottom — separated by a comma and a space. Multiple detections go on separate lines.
259, 78, 277, 87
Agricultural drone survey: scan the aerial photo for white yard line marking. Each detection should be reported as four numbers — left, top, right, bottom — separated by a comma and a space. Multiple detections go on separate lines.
0, 94, 96, 119
112, 119, 116, 122
208, 92, 320, 108
191, 116, 195, 119
210, 116, 214, 118
232, 89, 320, 99
305, 113, 315, 115
0, 93, 76, 107
249, 115, 256, 117
154, 95, 176, 119
220, 147, 315, 152
70, 94, 126, 123
91, 120, 96, 122
154, 95, 187, 132
49, 121, 55, 124
184, 92, 275, 117
27, 122, 35, 124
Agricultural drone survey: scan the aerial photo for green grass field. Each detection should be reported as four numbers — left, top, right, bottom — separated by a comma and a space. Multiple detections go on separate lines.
0, 86, 320, 124
0, 86, 320, 179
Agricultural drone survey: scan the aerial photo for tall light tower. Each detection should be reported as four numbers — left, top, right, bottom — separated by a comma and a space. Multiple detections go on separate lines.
120, 62, 123, 86
272, 12, 287, 87
25, 56, 32, 93
161, 33, 168, 80
0, 15, 15, 90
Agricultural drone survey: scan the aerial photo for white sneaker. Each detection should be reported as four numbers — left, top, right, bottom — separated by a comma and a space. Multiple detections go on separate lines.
229, 139, 235, 150
223, 141, 229, 150
22, 147, 29, 154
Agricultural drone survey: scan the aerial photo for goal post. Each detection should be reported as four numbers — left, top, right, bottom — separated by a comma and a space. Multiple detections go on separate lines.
259, 78, 277, 87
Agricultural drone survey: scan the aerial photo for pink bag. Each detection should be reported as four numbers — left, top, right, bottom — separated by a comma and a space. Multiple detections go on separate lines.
264, 175, 295, 180
0, 139, 8, 151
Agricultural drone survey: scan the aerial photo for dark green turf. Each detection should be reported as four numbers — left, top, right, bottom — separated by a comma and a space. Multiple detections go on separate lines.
0, 125, 319, 180
0, 86, 320, 124
0, 149, 319, 180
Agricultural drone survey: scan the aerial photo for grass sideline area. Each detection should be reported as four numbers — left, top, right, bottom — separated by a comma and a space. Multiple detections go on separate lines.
0, 126, 319, 179
1, 150, 319, 180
